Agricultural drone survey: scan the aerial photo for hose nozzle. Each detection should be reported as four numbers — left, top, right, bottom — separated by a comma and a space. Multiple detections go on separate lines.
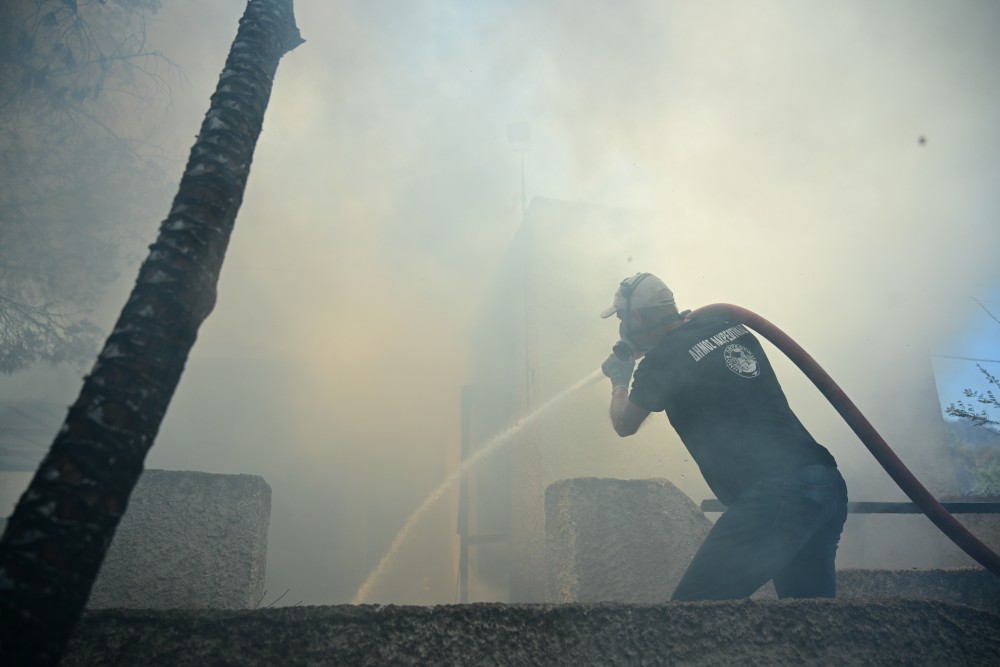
612, 338, 639, 362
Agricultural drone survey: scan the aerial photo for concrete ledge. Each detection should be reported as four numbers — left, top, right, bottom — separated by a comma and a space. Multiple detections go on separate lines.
88, 469, 271, 610
747, 568, 1000, 615
837, 567, 1000, 613
62, 599, 1000, 666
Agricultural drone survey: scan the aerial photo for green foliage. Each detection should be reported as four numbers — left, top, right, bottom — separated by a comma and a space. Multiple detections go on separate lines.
944, 300, 1000, 496
944, 421, 1000, 497
947, 364, 1000, 430
0, 0, 172, 373
970, 458, 1000, 496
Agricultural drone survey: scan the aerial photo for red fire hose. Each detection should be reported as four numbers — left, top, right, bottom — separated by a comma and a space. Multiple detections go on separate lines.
693, 303, 1000, 577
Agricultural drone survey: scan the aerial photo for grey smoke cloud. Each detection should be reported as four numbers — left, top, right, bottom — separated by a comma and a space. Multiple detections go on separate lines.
3, 0, 999, 604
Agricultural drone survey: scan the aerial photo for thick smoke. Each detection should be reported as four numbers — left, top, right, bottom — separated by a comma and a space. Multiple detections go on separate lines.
2, 0, 998, 603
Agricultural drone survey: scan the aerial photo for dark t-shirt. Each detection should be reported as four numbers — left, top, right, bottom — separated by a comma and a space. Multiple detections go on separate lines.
629, 313, 837, 505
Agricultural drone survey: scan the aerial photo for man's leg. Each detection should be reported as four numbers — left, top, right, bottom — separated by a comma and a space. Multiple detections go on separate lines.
671, 477, 803, 600
671, 465, 845, 601
773, 468, 848, 598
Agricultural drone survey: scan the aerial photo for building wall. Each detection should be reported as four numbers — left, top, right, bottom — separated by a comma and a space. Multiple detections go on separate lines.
471, 196, 960, 602
471, 198, 705, 602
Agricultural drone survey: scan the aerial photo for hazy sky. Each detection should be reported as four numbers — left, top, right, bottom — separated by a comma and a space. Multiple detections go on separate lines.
3, 0, 1000, 605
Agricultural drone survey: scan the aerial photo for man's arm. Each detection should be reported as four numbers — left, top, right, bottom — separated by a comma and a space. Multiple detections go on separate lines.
609, 385, 651, 437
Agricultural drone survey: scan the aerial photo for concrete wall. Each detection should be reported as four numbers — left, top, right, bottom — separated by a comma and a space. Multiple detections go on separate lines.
545, 477, 711, 603
62, 600, 1000, 666
836, 568, 1000, 613
88, 469, 271, 610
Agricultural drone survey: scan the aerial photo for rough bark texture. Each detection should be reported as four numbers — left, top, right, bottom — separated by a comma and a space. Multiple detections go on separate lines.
0, 2, 301, 664
59, 600, 1000, 666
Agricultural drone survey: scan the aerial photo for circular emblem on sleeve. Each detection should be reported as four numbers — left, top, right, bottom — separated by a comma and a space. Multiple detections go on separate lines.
724, 343, 760, 378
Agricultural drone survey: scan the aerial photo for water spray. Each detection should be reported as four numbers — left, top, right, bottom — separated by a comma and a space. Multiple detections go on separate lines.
351, 369, 605, 604
697, 303, 1000, 577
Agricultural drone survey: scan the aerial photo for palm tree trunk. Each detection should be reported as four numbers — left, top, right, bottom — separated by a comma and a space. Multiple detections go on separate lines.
0, 2, 302, 663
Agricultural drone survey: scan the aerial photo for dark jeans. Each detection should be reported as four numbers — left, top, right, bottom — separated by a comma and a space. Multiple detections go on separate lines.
671, 464, 848, 601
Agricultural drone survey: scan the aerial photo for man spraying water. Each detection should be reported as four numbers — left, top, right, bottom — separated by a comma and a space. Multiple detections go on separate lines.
599, 273, 848, 600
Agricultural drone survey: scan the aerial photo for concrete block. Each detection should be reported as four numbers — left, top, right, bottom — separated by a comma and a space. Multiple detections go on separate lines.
545, 477, 711, 602
88, 469, 271, 610
750, 567, 1000, 613
837, 567, 1000, 613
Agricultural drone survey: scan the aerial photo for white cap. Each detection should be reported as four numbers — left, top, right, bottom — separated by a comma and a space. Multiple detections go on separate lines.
599, 273, 676, 318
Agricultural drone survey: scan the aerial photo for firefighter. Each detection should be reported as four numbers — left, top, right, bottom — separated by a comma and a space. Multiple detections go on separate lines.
599, 272, 848, 600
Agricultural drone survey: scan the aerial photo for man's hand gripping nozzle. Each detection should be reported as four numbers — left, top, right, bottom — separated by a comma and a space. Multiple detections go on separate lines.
601, 353, 635, 392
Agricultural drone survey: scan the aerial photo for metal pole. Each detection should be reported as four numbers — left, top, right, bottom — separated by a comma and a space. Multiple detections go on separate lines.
457, 385, 472, 602
521, 149, 531, 411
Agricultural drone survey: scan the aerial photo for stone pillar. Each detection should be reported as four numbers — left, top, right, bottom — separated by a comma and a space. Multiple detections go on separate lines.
545, 477, 711, 603
88, 469, 271, 609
